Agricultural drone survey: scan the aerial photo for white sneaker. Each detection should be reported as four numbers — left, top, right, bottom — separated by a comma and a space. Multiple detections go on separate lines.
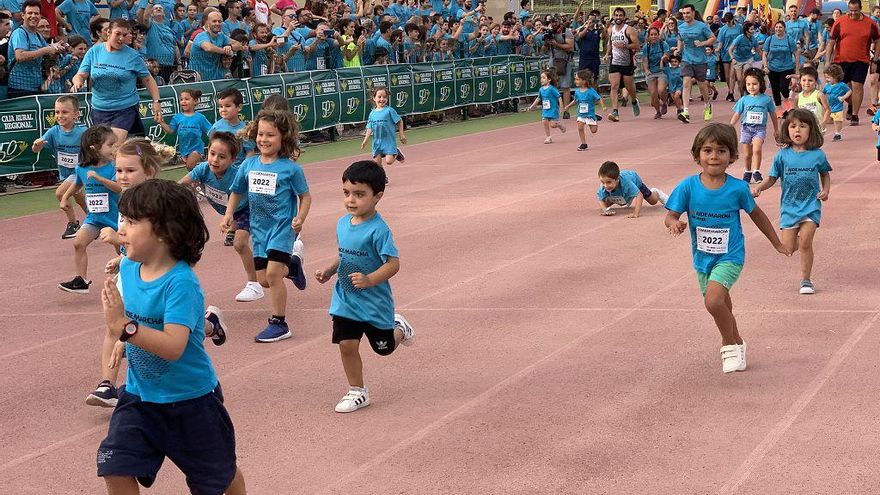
235, 281, 265, 302
738, 340, 747, 371
335, 387, 370, 413
395, 313, 415, 346
293, 238, 305, 261
543, 137, 553, 144
720, 344, 744, 373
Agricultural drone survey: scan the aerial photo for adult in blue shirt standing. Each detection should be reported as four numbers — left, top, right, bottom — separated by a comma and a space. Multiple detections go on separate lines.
190, 10, 244, 80
142, 3, 178, 82
70, 19, 161, 142
716, 13, 742, 102
56, 0, 99, 46
675, 4, 716, 124
7, 0, 64, 98
784, 4, 810, 49
221, 0, 250, 36
762, 20, 799, 112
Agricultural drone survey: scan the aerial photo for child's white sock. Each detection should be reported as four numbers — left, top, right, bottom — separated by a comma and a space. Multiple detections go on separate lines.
651, 188, 669, 205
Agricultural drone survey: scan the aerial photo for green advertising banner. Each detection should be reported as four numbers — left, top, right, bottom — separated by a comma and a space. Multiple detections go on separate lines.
0, 56, 543, 176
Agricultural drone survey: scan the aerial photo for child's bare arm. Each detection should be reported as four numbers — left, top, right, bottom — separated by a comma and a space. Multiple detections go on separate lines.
397, 119, 407, 144
748, 205, 789, 255
818, 171, 831, 200
349, 256, 400, 288
628, 194, 645, 218
221, 192, 242, 232
729, 112, 740, 126
664, 210, 687, 235
87, 172, 123, 193
752, 176, 777, 196
315, 258, 340, 283
292, 191, 311, 232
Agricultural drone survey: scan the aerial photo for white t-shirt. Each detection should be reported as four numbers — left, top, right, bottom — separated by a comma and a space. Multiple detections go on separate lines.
255, 0, 270, 25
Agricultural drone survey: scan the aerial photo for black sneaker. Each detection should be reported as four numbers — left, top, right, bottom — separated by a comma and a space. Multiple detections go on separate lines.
742, 171, 752, 183
59, 276, 90, 294
577, 143, 589, 151
725, 93, 735, 102
850, 115, 860, 126
86, 380, 118, 407
752, 171, 763, 183
204, 306, 227, 346
395, 149, 406, 162
286, 254, 307, 290
562, 111, 571, 119
224, 230, 235, 247
61, 221, 80, 239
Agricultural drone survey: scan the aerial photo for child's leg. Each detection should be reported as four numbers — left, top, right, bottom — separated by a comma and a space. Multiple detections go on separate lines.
795, 221, 818, 280
100, 331, 122, 384
740, 142, 752, 171
233, 230, 257, 282
373, 154, 383, 166
384, 154, 396, 167
55, 181, 76, 223
543, 119, 551, 136
673, 91, 682, 109
104, 476, 140, 494
338, 339, 364, 388
589, 124, 598, 134
704, 282, 742, 346
750, 137, 764, 171
74, 189, 87, 214
225, 467, 247, 495
658, 79, 668, 103
185, 152, 201, 171
577, 121, 586, 144
265, 260, 288, 317
648, 79, 659, 110
73, 226, 97, 277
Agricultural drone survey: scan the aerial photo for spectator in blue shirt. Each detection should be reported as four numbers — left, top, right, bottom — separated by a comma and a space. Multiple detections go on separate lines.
56, 0, 100, 46
142, 3, 179, 81
189, 10, 245, 80
8, 0, 64, 98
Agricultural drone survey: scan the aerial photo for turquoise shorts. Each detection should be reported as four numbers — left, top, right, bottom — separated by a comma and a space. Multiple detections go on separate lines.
696, 262, 743, 295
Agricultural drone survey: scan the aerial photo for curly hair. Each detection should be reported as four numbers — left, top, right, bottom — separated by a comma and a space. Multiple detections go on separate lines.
244, 109, 301, 159
119, 179, 209, 265
208, 131, 241, 160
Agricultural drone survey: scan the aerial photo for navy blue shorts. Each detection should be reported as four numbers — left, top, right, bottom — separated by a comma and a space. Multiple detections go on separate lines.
233, 207, 250, 232
97, 384, 237, 495
638, 183, 653, 198
91, 105, 145, 136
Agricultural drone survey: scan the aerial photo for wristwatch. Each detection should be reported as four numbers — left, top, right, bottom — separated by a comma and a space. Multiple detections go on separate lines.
120, 320, 139, 342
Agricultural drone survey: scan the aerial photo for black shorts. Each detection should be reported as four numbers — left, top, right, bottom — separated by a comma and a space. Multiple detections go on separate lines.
332, 315, 396, 356
876, 146, 880, 161
840, 61, 869, 85
97, 385, 237, 494
579, 59, 601, 78
92, 104, 146, 136
254, 249, 291, 271
609, 64, 635, 77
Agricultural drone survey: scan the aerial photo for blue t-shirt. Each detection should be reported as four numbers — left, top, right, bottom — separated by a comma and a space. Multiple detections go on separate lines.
806, 19, 822, 49
763, 35, 797, 72
190, 30, 230, 81
41, 124, 87, 173
222, 19, 250, 36
730, 33, 757, 62
329, 212, 398, 330
753, 32, 767, 61
74, 162, 119, 229
209, 118, 254, 166
733, 93, 776, 127
786, 18, 808, 46
230, 155, 309, 257
823, 82, 850, 113
677, 20, 713, 65
665, 174, 756, 273
145, 21, 177, 66
665, 65, 683, 92
641, 40, 669, 73
79, 43, 149, 111
873, 112, 880, 146
573, 87, 601, 119
539, 84, 561, 119
717, 24, 742, 62
367, 106, 402, 156
249, 39, 269, 76
663, 32, 679, 52
169, 112, 212, 157
706, 53, 719, 79
596, 170, 644, 204
769, 148, 831, 228
7, 27, 47, 91
58, 0, 99, 45
119, 257, 218, 404
187, 161, 247, 215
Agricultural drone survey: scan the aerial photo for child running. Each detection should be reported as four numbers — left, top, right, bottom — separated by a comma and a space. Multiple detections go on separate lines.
665, 123, 789, 373
642, 26, 670, 119
730, 67, 779, 184
315, 160, 415, 413
361, 86, 407, 168
210, 87, 255, 167
58, 125, 120, 294
96, 179, 246, 495
223, 109, 310, 343
32, 94, 87, 239
563, 69, 604, 151
181, 132, 263, 303
796, 66, 830, 134
157, 88, 213, 170
596, 161, 668, 218
753, 109, 831, 294
872, 108, 880, 162
822, 64, 851, 142
527, 69, 566, 144
665, 55, 685, 120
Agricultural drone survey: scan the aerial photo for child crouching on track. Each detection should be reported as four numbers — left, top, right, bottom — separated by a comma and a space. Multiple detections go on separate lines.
527, 69, 566, 144
665, 123, 789, 374
597, 161, 668, 218
315, 161, 415, 413
96, 179, 246, 495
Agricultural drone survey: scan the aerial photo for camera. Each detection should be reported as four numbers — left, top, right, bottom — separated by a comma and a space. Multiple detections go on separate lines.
273, 35, 287, 44
323, 29, 335, 37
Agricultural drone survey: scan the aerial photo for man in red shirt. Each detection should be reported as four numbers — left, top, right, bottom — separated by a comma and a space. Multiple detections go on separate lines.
826, 0, 880, 125
650, 8, 666, 30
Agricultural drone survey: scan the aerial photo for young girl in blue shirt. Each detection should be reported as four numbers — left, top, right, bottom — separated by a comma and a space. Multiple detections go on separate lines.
96, 179, 246, 495
730, 68, 780, 184
362, 86, 408, 169
224, 109, 311, 343
527, 69, 567, 144
157, 88, 213, 171
665, 123, 789, 374
753, 109, 831, 295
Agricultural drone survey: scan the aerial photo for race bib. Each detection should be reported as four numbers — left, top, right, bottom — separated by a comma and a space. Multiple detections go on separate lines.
696, 227, 729, 254
745, 111, 763, 125
56, 152, 78, 168
542, 100, 551, 110
204, 185, 228, 205
86, 193, 109, 213
578, 103, 590, 114
317, 57, 326, 70
248, 171, 277, 195
608, 195, 627, 206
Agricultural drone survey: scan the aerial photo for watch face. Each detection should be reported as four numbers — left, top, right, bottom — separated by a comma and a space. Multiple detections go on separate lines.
124, 322, 138, 335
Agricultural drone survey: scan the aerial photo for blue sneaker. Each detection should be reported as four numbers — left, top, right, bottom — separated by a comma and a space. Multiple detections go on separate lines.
286, 254, 306, 290
204, 306, 227, 346
255, 317, 291, 343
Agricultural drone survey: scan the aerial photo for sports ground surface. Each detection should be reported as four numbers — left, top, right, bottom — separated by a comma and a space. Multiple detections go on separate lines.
1, 104, 879, 494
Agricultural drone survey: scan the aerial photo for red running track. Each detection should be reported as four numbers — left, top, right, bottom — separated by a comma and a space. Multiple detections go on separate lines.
1, 104, 879, 494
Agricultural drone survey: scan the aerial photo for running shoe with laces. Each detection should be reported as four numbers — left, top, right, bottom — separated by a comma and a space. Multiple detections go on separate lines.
654, 111, 662, 119
608, 109, 619, 122
720, 344, 744, 373
235, 281, 265, 302
255, 317, 291, 343
543, 136, 553, 144
631, 99, 640, 117
752, 171, 763, 183
678, 110, 690, 123
204, 306, 228, 345
742, 171, 752, 183
335, 387, 370, 413
799, 279, 816, 294
395, 313, 415, 346
850, 115, 860, 126
86, 380, 119, 407
62, 220, 80, 239
224, 230, 235, 246
395, 149, 406, 162
59, 276, 90, 294
832, 133, 842, 142
286, 239, 307, 290
703, 104, 712, 121
577, 143, 589, 151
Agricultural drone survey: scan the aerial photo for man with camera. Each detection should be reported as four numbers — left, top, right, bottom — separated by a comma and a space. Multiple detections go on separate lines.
573, 4, 604, 79
8, 0, 66, 98
543, 16, 574, 118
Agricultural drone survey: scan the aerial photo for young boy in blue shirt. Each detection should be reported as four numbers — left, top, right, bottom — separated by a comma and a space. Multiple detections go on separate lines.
822, 64, 852, 142
597, 161, 668, 218
665, 123, 789, 373
315, 161, 415, 413
32, 94, 88, 239
97, 179, 246, 494
209, 87, 255, 168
